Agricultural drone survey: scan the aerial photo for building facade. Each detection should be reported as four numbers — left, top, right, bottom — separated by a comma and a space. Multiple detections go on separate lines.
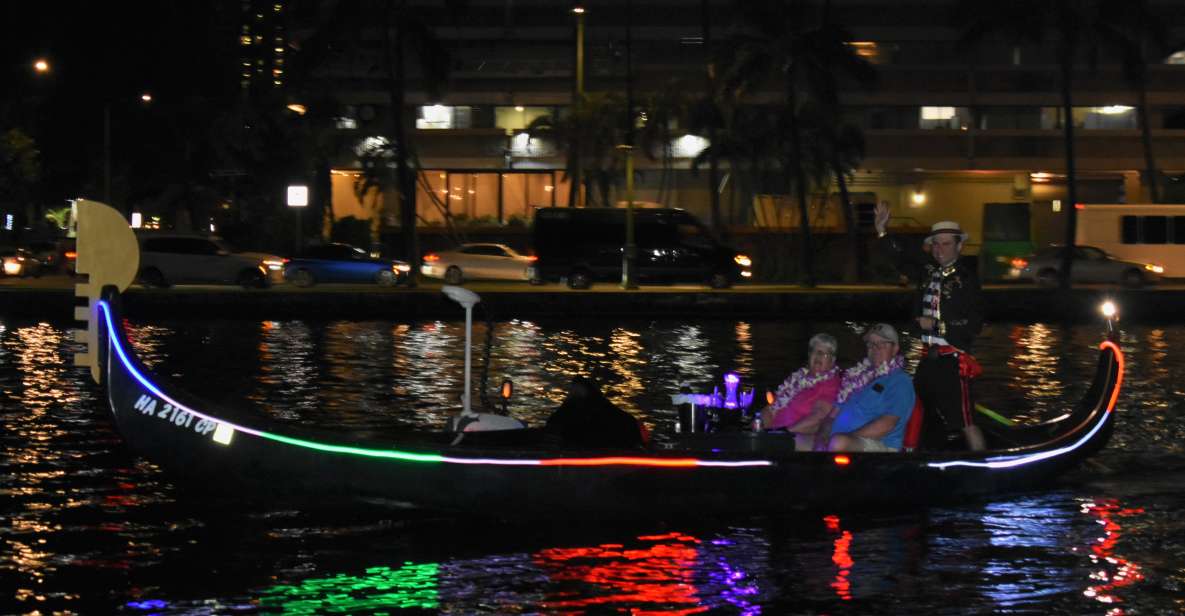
288, 0, 1185, 269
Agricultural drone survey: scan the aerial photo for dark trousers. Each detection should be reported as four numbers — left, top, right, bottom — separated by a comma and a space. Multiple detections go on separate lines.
914, 354, 970, 449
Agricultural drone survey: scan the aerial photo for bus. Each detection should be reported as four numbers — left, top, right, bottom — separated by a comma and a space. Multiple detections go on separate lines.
1076, 204, 1185, 278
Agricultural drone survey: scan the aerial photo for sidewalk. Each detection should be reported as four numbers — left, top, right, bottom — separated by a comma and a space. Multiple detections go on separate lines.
0, 274, 1173, 322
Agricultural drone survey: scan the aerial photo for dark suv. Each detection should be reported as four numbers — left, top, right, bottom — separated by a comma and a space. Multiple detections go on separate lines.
530, 207, 752, 289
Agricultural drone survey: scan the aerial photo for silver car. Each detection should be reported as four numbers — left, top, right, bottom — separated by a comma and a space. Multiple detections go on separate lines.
420, 243, 537, 284
1011, 245, 1164, 287
137, 234, 286, 288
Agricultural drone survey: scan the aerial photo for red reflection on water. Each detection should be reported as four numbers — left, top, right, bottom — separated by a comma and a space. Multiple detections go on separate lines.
824, 515, 854, 601
1079, 498, 1145, 611
533, 531, 706, 614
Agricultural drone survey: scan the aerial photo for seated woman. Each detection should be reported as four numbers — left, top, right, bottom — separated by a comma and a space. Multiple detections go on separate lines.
762, 333, 841, 450
812, 323, 915, 452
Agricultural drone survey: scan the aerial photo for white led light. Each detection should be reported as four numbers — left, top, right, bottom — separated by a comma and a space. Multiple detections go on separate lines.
213, 423, 235, 445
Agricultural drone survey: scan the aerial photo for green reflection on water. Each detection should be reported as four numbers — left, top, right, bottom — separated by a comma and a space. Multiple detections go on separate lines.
258, 561, 439, 613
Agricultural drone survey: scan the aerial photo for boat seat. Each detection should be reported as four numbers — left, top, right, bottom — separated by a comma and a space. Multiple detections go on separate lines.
902, 394, 925, 452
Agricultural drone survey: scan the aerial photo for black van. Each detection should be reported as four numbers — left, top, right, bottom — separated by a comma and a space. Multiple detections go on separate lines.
530, 207, 752, 289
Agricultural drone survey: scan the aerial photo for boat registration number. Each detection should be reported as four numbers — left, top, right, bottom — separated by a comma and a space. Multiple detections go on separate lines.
133, 394, 219, 436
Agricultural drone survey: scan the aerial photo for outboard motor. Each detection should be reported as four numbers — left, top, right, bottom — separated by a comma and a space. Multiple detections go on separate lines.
442, 285, 526, 436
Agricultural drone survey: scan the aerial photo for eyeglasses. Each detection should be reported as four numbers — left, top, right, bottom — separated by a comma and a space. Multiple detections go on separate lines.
865, 340, 894, 349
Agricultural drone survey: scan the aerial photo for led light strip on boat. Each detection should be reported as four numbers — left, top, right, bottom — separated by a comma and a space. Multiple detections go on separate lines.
99, 301, 771, 469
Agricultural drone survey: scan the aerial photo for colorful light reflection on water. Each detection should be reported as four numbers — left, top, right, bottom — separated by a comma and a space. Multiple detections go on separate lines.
3, 316, 1183, 614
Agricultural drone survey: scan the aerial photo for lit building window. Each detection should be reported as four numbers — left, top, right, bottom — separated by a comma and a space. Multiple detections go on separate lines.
919, 106, 969, 129
417, 105, 456, 129
921, 106, 957, 120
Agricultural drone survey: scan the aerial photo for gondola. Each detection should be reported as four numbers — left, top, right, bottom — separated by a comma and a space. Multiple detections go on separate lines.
73, 200, 1125, 518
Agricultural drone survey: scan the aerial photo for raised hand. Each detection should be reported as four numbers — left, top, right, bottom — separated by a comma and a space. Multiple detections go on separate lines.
874, 201, 890, 235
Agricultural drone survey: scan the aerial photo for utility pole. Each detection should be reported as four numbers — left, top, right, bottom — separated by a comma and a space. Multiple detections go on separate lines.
620, 0, 637, 288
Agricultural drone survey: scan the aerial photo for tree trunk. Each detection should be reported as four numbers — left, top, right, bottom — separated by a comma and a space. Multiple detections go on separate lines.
786, 91, 815, 287
1137, 78, 1160, 203
833, 159, 859, 282
1058, 54, 1079, 291
314, 155, 332, 241
702, 0, 722, 230
388, 4, 419, 286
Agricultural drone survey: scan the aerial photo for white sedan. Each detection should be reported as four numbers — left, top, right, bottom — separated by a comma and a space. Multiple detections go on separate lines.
421, 243, 537, 284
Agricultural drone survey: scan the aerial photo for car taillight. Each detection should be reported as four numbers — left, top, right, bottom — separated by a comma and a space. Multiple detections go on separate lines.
1010, 258, 1028, 269
525, 255, 538, 262
423, 253, 440, 263
64, 250, 77, 260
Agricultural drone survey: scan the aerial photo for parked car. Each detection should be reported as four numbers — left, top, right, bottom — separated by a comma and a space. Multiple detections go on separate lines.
137, 234, 286, 288
23, 240, 68, 273
531, 207, 752, 289
1009, 245, 1164, 287
283, 243, 410, 287
1, 247, 42, 278
421, 243, 536, 284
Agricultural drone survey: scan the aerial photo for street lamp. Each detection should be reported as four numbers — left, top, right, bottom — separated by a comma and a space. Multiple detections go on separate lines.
33, 58, 50, 74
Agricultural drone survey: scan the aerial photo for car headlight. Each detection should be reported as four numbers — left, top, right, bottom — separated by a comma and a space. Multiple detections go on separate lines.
1145, 264, 1164, 274
393, 263, 411, 273
3, 258, 22, 275
263, 259, 285, 271
734, 254, 752, 268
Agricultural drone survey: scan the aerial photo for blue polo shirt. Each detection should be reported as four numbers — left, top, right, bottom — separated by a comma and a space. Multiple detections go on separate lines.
831, 369, 915, 449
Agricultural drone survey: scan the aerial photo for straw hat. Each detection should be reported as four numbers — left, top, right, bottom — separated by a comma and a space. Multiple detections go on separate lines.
923, 221, 968, 245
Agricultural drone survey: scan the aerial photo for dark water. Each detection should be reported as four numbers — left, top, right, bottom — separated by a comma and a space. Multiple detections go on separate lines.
3, 315, 1185, 615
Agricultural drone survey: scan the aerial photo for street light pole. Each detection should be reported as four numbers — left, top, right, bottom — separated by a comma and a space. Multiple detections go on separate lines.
620, 0, 637, 289
570, 5, 585, 208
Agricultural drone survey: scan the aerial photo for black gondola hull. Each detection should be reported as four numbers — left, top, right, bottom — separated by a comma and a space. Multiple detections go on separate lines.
96, 290, 1123, 518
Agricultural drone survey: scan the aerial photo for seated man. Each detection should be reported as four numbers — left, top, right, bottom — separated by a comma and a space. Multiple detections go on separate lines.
815, 323, 915, 453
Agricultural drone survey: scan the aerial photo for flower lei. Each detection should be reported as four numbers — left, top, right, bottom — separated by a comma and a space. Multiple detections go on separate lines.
836, 355, 905, 403
773, 366, 840, 409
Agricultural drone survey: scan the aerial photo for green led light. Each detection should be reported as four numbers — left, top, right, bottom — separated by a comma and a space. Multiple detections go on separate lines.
259, 431, 446, 463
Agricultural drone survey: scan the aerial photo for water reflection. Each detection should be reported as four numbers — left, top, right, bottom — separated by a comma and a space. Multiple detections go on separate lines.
1078, 498, 1145, 609
3, 316, 1184, 614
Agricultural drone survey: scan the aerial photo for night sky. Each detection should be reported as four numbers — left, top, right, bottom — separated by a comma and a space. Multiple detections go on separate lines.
3, 2, 236, 203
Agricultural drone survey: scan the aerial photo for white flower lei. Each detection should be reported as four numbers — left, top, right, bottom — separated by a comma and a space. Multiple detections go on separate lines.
836, 355, 905, 404
773, 365, 840, 409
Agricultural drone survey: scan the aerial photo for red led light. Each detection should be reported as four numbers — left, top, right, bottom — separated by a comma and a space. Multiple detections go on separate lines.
833, 455, 851, 466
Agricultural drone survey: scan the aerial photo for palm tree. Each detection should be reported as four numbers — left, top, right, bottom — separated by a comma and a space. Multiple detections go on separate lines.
526, 92, 629, 208
719, 0, 874, 286
290, 0, 460, 286
1091, 0, 1169, 203
961, 0, 1165, 288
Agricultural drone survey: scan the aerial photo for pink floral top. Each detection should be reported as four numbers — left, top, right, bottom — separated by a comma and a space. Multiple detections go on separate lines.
768, 371, 841, 429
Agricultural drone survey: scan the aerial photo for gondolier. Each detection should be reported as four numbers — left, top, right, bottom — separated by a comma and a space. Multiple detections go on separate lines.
875, 202, 986, 451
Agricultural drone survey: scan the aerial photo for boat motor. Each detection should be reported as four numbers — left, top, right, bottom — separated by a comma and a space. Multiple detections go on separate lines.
442, 285, 525, 435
